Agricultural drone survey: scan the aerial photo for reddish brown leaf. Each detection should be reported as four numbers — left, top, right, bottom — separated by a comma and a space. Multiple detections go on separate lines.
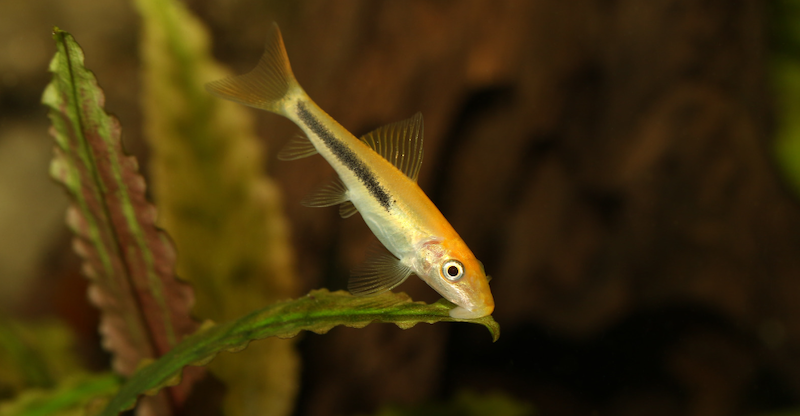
42, 28, 204, 414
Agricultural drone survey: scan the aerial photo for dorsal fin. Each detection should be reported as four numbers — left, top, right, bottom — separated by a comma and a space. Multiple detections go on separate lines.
360, 112, 424, 182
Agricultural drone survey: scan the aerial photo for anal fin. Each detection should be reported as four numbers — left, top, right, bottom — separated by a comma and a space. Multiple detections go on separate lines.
349, 245, 414, 296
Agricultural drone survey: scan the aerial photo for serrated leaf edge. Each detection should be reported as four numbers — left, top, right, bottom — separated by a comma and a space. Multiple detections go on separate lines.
101, 289, 498, 415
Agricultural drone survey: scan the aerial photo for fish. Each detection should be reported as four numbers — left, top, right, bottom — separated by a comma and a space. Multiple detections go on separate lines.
205, 23, 494, 319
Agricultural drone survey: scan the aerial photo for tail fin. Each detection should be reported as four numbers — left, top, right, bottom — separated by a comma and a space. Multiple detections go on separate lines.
206, 23, 299, 114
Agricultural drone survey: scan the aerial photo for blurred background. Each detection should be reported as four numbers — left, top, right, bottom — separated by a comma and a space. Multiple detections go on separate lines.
3, 0, 800, 415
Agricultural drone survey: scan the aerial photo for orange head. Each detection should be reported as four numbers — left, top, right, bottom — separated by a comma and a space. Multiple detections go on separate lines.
411, 238, 495, 319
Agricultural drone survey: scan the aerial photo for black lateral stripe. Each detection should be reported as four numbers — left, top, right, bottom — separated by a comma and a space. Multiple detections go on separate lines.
296, 102, 393, 211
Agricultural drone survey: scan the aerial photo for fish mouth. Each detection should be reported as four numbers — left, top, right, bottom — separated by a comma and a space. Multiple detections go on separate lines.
448, 304, 494, 319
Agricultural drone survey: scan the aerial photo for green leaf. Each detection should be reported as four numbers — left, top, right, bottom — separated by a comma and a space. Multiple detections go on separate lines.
772, 0, 800, 194
41, 28, 203, 413
133, 0, 300, 413
0, 318, 84, 393
772, 55, 800, 194
362, 390, 534, 416
756, 411, 800, 416
0, 373, 121, 416
98, 289, 499, 416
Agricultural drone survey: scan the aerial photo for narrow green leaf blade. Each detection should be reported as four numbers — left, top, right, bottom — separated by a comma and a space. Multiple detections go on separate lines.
0, 373, 121, 416
99, 289, 499, 416
41, 28, 204, 411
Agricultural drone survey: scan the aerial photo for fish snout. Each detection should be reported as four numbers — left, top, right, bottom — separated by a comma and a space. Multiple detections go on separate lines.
448, 302, 494, 319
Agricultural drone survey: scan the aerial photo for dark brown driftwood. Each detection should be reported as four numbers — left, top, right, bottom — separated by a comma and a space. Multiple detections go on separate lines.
201, 1, 794, 415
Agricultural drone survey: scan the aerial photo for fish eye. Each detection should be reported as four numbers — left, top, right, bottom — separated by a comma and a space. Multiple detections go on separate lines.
442, 260, 464, 281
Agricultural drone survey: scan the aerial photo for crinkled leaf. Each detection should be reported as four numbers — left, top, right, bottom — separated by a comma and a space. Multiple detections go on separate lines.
0, 373, 121, 416
99, 289, 499, 416
41, 28, 203, 413
133, 0, 299, 414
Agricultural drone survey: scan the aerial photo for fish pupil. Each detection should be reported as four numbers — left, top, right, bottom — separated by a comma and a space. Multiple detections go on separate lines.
447, 265, 459, 276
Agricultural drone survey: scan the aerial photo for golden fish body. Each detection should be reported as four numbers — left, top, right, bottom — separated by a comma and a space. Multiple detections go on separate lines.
206, 24, 494, 319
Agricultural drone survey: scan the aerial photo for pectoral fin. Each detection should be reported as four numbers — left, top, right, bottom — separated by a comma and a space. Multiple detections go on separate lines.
349, 246, 413, 296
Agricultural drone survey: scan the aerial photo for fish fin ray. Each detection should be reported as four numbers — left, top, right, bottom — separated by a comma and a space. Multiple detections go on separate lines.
277, 133, 318, 160
205, 23, 300, 114
339, 201, 358, 218
349, 245, 414, 296
360, 112, 424, 182
301, 177, 349, 208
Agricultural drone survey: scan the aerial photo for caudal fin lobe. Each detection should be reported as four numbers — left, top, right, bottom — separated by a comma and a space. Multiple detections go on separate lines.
205, 22, 299, 114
